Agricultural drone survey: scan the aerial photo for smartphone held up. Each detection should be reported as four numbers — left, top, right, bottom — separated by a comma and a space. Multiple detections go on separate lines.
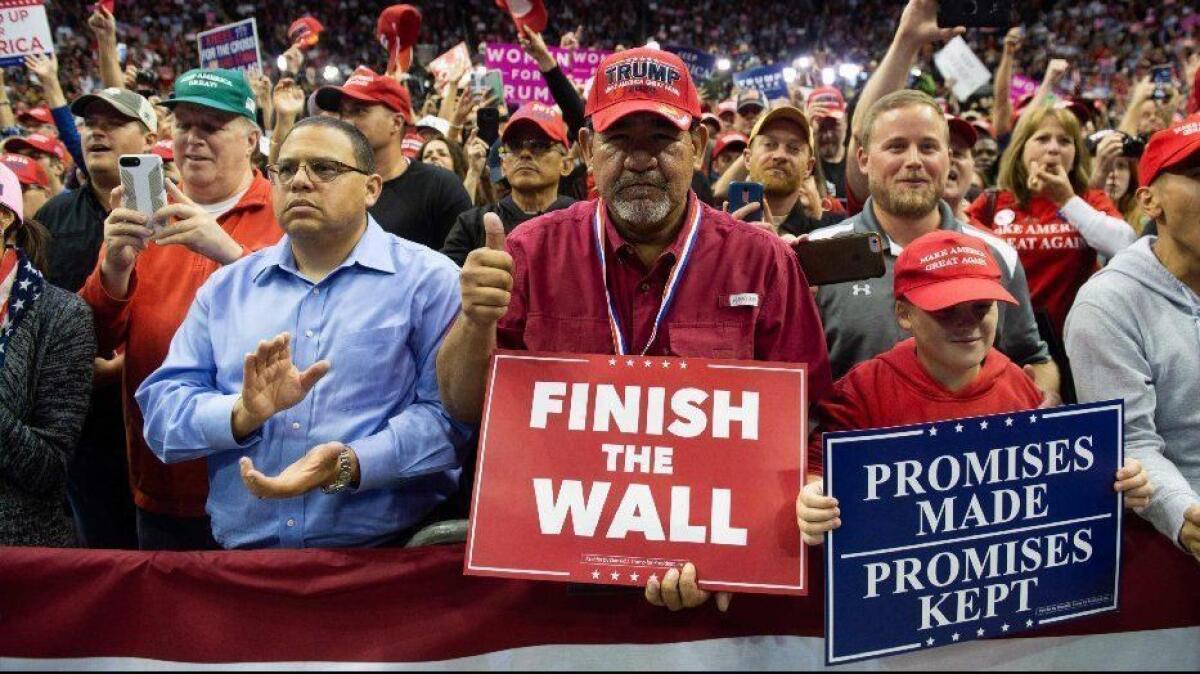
119, 154, 167, 224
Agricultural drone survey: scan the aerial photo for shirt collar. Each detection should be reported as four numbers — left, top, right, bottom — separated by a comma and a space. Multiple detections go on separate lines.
600, 192, 698, 264
252, 216, 395, 284
857, 197, 961, 256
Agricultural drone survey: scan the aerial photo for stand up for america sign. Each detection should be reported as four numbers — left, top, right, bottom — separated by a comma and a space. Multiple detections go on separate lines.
824, 401, 1123, 664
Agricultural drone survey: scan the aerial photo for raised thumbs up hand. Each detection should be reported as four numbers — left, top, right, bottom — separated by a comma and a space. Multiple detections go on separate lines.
461, 212, 514, 328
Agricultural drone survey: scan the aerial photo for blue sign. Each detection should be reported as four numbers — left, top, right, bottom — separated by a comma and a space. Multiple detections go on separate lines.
664, 45, 718, 82
823, 400, 1124, 665
732, 64, 788, 100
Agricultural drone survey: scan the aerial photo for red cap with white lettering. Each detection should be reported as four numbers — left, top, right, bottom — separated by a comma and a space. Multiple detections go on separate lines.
1139, 114, 1200, 188
585, 48, 701, 133
894, 231, 1016, 311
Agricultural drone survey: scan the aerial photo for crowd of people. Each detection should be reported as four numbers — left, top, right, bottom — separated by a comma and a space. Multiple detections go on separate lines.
1, 0, 1198, 615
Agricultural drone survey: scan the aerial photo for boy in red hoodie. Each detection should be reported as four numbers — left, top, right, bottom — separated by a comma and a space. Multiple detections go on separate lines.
798, 230, 1152, 544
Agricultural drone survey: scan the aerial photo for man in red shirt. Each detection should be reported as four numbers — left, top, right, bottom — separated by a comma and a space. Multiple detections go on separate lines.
797, 230, 1152, 544
437, 47, 831, 611
81, 69, 281, 550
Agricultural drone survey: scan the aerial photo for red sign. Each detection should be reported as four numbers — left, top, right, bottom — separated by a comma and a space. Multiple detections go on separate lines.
465, 351, 809, 595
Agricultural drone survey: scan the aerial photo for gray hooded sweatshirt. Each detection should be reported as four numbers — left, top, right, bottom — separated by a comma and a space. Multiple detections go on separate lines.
1065, 236, 1200, 546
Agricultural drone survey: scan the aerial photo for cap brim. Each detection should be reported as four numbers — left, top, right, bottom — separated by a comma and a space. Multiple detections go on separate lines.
159, 96, 250, 119
502, 117, 568, 147
1141, 138, 1200, 187
903, 278, 1017, 312
591, 100, 693, 133
70, 94, 142, 123
749, 107, 811, 144
947, 119, 978, 148
2, 138, 51, 155
813, 110, 846, 121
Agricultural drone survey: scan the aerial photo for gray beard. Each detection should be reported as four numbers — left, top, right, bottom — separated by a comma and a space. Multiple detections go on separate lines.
610, 194, 672, 228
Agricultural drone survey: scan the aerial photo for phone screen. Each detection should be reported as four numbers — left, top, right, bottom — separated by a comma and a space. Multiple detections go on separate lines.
477, 108, 500, 146
728, 181, 765, 222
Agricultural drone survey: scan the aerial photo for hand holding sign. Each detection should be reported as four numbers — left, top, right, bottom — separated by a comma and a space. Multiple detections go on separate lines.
233, 333, 331, 440
645, 563, 732, 612
460, 213, 513, 328
796, 478, 840, 546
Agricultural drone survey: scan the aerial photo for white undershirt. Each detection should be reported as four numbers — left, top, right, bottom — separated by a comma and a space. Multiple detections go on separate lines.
197, 183, 252, 220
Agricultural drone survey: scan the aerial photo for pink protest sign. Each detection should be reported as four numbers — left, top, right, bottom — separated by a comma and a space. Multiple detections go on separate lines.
484, 42, 610, 108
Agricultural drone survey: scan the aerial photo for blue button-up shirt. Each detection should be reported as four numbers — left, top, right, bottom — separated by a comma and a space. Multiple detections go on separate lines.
136, 218, 471, 549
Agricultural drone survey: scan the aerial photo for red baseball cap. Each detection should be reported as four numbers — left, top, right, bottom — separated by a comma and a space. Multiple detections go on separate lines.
288, 16, 325, 51
945, 115, 978, 149
314, 66, 414, 124
0, 153, 49, 189
151, 139, 174, 162
712, 130, 748, 158
3, 133, 65, 161
496, 0, 547, 34
1139, 114, 1200, 188
18, 105, 52, 126
894, 231, 1017, 312
584, 48, 701, 133
503, 103, 569, 147
807, 86, 847, 121
377, 5, 421, 73
717, 100, 736, 119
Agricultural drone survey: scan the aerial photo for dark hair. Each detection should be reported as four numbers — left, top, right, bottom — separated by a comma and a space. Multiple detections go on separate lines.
7, 217, 50, 273
418, 137, 467, 180
280, 116, 376, 174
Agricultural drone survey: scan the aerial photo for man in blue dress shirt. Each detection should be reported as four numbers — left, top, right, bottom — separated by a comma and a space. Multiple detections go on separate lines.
136, 116, 471, 548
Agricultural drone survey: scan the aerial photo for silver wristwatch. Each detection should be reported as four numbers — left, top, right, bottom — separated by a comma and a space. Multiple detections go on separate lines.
321, 448, 354, 494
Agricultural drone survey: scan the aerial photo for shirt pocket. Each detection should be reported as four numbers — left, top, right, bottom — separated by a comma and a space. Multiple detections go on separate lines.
666, 322, 754, 359
332, 325, 406, 411
524, 314, 613, 354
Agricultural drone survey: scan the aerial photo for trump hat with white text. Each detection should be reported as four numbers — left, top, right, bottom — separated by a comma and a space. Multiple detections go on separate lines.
584, 48, 702, 133
894, 231, 1017, 312
1139, 114, 1200, 188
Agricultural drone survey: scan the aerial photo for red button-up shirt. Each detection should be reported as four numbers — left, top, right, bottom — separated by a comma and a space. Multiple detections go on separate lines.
497, 195, 832, 403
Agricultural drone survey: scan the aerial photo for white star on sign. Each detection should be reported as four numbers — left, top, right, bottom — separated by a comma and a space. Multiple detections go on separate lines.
955, 423, 964, 433
626, 359, 635, 367
976, 628, 985, 637
1005, 417, 1014, 427
644, 360, 653, 367
662, 361, 670, 368
610, 571, 621, 581
980, 420, 989, 430
951, 633, 960, 642
1001, 623, 1010, 632
679, 362, 687, 369
630, 573, 639, 582
592, 570, 600, 579
609, 359, 617, 366
17, 279, 30, 291
1029, 414, 1038, 423
925, 637, 934, 646
1026, 619, 1034, 628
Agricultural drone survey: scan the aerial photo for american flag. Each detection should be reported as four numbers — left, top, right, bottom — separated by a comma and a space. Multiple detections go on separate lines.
0, 248, 44, 366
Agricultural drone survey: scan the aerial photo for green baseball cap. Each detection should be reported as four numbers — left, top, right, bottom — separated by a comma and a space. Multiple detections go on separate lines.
161, 68, 257, 121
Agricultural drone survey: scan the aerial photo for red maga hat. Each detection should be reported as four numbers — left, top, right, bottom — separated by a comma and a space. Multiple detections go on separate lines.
314, 66, 414, 124
945, 114, 978, 149
496, 0, 548, 34
3, 133, 65, 161
503, 103, 569, 147
584, 48, 701, 133
377, 5, 421, 73
1139, 114, 1200, 188
288, 17, 325, 51
807, 86, 847, 121
18, 105, 53, 127
894, 231, 1017, 312
712, 130, 749, 158
0, 153, 50, 189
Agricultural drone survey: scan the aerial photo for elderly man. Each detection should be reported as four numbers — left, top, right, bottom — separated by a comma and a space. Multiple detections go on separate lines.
441, 103, 575, 266
80, 68, 281, 550
1067, 116, 1200, 562
436, 47, 831, 611
137, 117, 470, 549
808, 89, 1058, 400
313, 67, 471, 250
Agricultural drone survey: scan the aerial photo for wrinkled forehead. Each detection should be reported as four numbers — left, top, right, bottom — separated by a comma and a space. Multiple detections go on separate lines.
173, 103, 239, 127
600, 111, 686, 138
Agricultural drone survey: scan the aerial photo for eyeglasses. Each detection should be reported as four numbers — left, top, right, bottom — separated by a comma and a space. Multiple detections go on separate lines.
499, 139, 563, 157
267, 158, 367, 185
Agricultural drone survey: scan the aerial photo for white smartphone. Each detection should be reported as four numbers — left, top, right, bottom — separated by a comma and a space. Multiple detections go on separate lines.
118, 154, 167, 222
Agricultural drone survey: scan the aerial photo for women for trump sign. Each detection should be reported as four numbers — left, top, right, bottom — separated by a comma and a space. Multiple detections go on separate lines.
465, 351, 809, 595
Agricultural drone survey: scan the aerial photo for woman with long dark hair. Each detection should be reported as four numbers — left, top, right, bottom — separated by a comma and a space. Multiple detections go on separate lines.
0, 164, 95, 547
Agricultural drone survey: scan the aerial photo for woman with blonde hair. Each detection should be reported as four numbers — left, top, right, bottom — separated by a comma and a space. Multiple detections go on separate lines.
966, 105, 1136, 338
